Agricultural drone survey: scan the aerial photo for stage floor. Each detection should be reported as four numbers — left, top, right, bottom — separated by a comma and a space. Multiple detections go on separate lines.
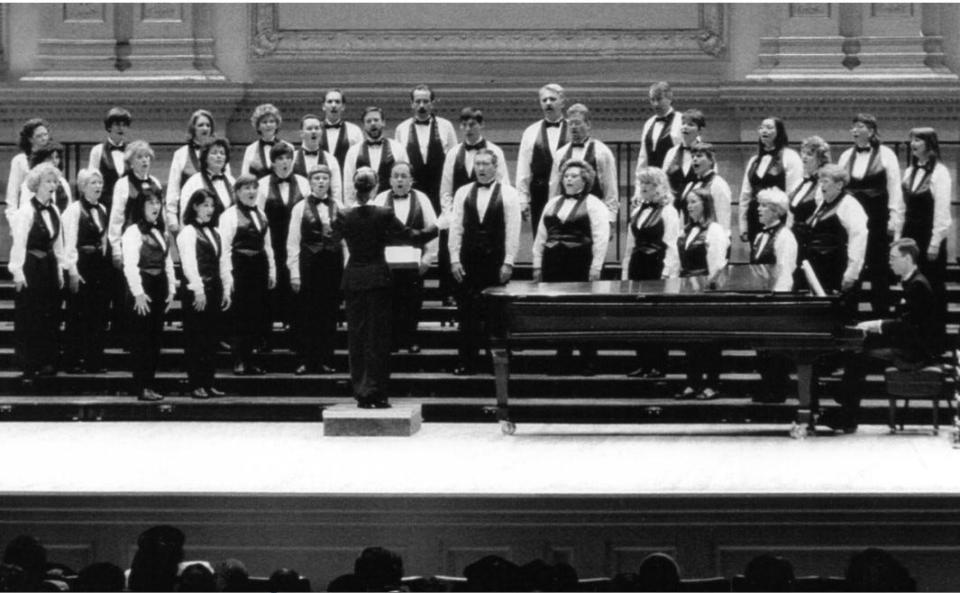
3, 421, 960, 496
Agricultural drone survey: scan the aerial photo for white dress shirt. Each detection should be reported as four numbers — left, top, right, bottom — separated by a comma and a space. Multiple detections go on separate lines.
394, 117, 458, 163
837, 144, 903, 234
323, 120, 364, 156
5, 153, 30, 228
341, 139, 409, 207
61, 199, 108, 278
88, 141, 126, 179
753, 223, 798, 292
240, 139, 294, 178
532, 194, 610, 276
439, 139, 511, 228
218, 205, 277, 296
635, 110, 683, 171
547, 138, 620, 220
8, 199, 65, 285
621, 202, 681, 280
515, 119, 566, 209
108, 174, 163, 257
371, 189, 439, 268
120, 224, 176, 299
448, 182, 522, 267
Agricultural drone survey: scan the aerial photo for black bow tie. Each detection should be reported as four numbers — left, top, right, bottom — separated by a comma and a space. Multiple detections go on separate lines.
571, 142, 586, 149
655, 114, 671, 123
855, 145, 872, 153
366, 139, 383, 147
476, 181, 494, 189
392, 193, 409, 201
210, 174, 226, 182
109, 144, 126, 152
276, 177, 290, 185
414, 120, 431, 126
760, 148, 777, 156
260, 139, 276, 147
310, 195, 331, 206
465, 140, 486, 151
238, 203, 258, 213
303, 150, 320, 157
564, 194, 583, 201
544, 120, 562, 128
324, 122, 342, 129
803, 175, 818, 184
191, 143, 204, 152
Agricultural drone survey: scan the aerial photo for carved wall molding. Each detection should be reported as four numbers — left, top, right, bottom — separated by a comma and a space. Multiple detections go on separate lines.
249, 3, 726, 63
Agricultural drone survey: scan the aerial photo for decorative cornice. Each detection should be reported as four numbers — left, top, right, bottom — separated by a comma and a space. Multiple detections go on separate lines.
249, 4, 726, 63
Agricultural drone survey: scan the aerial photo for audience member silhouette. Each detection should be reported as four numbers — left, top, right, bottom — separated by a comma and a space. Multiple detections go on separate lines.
75, 562, 125, 592
128, 525, 186, 592
354, 546, 404, 592
177, 562, 217, 592
845, 548, 916, 592
268, 568, 305, 592
463, 555, 523, 592
634, 552, 681, 592
742, 553, 794, 592
519, 559, 579, 592
215, 558, 249, 592
2, 535, 47, 592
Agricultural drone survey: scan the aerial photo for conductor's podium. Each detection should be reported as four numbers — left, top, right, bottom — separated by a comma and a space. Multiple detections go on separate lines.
484, 265, 863, 438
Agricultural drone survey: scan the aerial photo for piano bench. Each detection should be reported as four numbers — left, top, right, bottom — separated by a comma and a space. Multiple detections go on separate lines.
885, 366, 946, 435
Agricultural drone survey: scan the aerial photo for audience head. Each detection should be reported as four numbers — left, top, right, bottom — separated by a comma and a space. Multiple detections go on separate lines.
520, 559, 579, 592
463, 555, 522, 592
2, 535, 47, 591
19, 118, 50, 154
268, 567, 303, 592
177, 561, 217, 592
742, 553, 794, 592
635, 552, 681, 592
76, 562, 125, 592
215, 559, 249, 592
250, 103, 282, 138
354, 546, 403, 591
128, 525, 185, 592
845, 547, 915, 592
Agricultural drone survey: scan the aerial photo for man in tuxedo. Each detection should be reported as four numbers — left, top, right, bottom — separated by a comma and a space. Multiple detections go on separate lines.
822, 238, 945, 433
448, 149, 522, 375
319, 89, 363, 179
292, 113, 343, 202
635, 81, 682, 171
343, 107, 408, 206
516, 83, 567, 235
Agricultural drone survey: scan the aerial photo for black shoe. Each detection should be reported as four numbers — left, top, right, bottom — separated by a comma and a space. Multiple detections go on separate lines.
319, 364, 336, 374
218, 341, 232, 352
246, 365, 266, 376
820, 410, 858, 434
233, 362, 246, 375
19, 374, 35, 389
675, 386, 698, 400
294, 364, 311, 376
190, 387, 210, 399
408, 344, 421, 354
644, 368, 665, 379
453, 365, 476, 376
38, 364, 56, 377
626, 366, 648, 378
206, 387, 226, 397
138, 389, 164, 402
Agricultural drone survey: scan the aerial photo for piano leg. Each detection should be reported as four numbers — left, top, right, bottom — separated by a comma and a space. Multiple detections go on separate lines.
791, 358, 816, 439
491, 347, 515, 435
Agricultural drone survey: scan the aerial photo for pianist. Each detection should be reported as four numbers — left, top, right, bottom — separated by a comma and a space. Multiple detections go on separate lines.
676, 187, 729, 400
821, 239, 944, 433
532, 159, 610, 375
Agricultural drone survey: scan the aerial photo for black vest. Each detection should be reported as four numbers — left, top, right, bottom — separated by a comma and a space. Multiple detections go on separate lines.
192, 224, 221, 284
263, 176, 303, 257
318, 122, 353, 177
233, 206, 268, 254
461, 183, 505, 268
199, 170, 234, 220
137, 223, 168, 274
384, 192, 426, 246
902, 165, 936, 253
27, 199, 60, 256
846, 145, 890, 232
77, 199, 108, 251
678, 171, 716, 223
301, 196, 342, 254
665, 145, 696, 198
293, 149, 333, 179
750, 222, 785, 265
452, 141, 487, 193
543, 197, 593, 251
530, 121, 567, 194
405, 118, 446, 207
98, 141, 125, 209
805, 196, 849, 291
356, 141, 396, 195
644, 112, 677, 168
627, 203, 667, 281
179, 145, 203, 189
678, 224, 710, 277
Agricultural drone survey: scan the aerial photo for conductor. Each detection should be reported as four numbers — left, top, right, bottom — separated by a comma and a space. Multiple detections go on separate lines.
335, 167, 423, 409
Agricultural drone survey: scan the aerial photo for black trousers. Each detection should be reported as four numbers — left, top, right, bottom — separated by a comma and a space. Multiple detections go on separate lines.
837, 337, 927, 428
686, 344, 722, 390
437, 230, 453, 301
295, 249, 343, 368
126, 272, 167, 392
391, 267, 423, 350
345, 287, 392, 402
64, 251, 110, 370
456, 260, 501, 370
183, 281, 222, 389
15, 253, 61, 376
528, 183, 549, 237
863, 222, 893, 316
231, 252, 270, 366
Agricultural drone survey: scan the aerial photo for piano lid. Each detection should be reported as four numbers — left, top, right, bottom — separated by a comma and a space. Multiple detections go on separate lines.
485, 264, 821, 300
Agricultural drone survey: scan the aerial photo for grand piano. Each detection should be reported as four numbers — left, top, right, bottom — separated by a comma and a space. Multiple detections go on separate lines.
483, 264, 862, 437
